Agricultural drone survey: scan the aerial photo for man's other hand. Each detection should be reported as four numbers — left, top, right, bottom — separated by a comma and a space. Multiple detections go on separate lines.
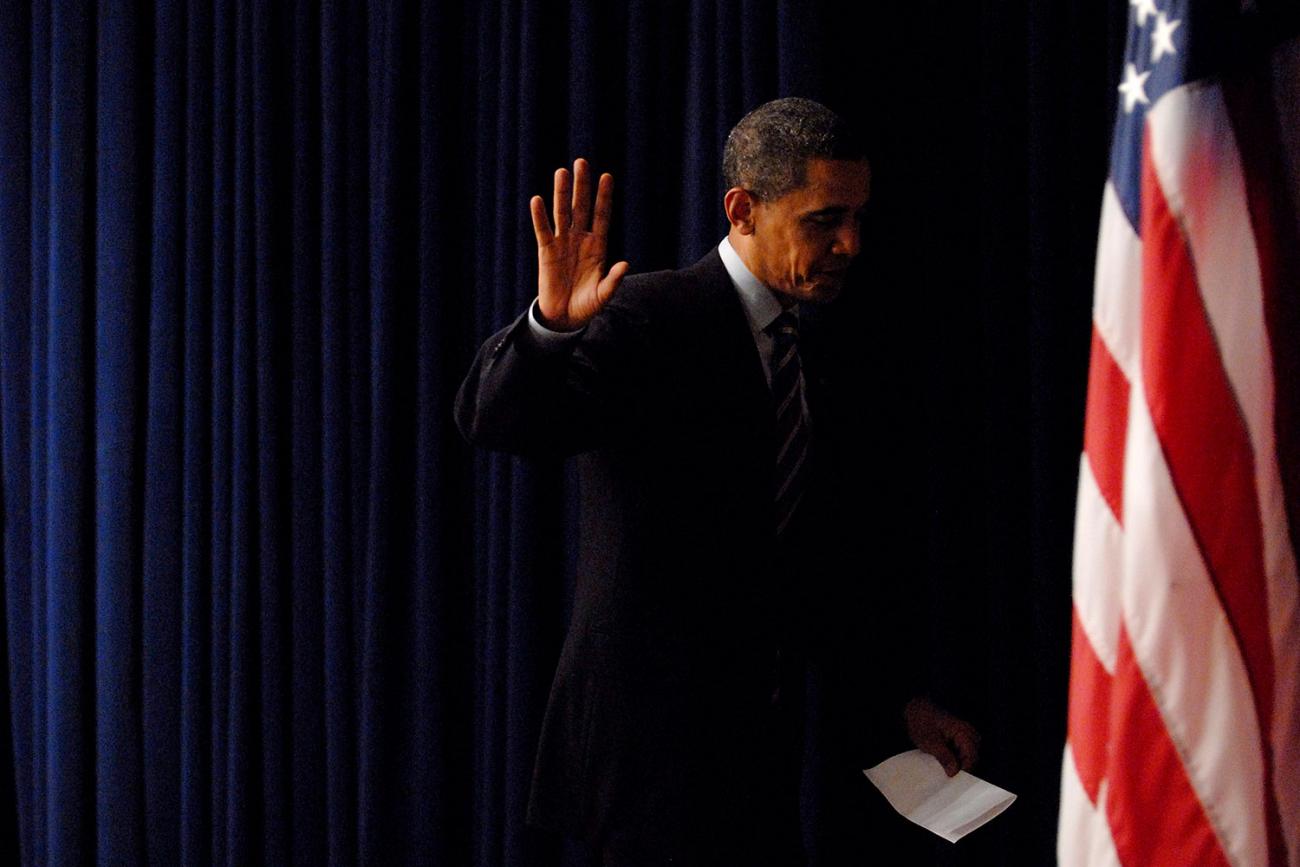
530, 158, 629, 331
903, 696, 980, 777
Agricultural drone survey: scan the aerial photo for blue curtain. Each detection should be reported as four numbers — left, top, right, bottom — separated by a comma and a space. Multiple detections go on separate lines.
1, 0, 1127, 864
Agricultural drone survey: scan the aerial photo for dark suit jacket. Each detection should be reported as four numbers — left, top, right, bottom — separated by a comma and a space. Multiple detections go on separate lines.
456, 249, 910, 863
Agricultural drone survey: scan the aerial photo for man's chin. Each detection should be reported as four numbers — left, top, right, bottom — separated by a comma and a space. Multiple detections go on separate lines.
803, 275, 846, 303
777, 275, 844, 305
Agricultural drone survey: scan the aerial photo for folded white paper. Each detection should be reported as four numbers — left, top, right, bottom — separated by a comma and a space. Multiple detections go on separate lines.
863, 750, 1016, 843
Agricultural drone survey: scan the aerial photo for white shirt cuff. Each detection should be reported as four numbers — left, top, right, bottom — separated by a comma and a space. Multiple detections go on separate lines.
526, 298, 585, 348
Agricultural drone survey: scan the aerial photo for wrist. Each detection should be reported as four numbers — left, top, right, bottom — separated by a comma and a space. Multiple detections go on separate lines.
528, 299, 585, 346
536, 299, 575, 332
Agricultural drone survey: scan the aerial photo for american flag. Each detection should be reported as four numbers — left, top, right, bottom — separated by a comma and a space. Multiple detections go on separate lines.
1058, 1, 1300, 865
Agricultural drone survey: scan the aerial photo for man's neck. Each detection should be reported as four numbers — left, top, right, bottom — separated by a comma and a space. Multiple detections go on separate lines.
726, 229, 796, 310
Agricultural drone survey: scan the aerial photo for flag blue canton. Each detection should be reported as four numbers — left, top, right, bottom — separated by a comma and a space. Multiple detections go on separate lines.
1109, 0, 1235, 231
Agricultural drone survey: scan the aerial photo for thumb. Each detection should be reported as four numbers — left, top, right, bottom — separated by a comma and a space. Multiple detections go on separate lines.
929, 743, 960, 777
597, 260, 629, 305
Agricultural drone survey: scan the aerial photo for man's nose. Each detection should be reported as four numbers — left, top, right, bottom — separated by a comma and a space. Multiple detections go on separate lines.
833, 223, 861, 258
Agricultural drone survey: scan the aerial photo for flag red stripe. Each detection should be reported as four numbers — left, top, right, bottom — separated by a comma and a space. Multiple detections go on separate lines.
1139, 124, 1276, 744
1139, 130, 1283, 863
1106, 626, 1232, 867
1067, 606, 1111, 806
1083, 325, 1130, 526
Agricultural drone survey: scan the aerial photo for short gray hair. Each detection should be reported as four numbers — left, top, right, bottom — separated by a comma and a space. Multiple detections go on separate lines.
722, 97, 866, 201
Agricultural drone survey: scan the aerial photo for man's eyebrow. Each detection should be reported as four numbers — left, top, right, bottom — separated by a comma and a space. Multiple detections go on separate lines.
801, 205, 850, 218
801, 204, 868, 220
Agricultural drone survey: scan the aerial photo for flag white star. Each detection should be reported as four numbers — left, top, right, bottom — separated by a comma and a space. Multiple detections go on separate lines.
1131, 0, 1158, 27
1150, 11, 1181, 63
1118, 63, 1151, 113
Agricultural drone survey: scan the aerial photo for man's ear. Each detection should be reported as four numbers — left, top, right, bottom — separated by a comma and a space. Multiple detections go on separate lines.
723, 187, 758, 235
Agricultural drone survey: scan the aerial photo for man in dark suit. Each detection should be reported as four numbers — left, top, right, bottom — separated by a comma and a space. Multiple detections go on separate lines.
456, 98, 977, 866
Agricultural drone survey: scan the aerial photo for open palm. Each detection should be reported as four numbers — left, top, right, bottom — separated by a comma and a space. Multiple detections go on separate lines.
530, 158, 629, 330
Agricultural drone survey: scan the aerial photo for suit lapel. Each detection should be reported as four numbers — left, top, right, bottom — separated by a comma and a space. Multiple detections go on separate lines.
680, 249, 843, 436
682, 249, 773, 415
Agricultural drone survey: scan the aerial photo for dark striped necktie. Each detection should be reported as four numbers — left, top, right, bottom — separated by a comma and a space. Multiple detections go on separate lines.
769, 310, 810, 536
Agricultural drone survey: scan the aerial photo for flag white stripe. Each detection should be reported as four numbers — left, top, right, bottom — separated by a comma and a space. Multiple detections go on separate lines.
1071, 455, 1123, 675
1059, 748, 1122, 867
1122, 372, 1268, 867
1091, 183, 1143, 381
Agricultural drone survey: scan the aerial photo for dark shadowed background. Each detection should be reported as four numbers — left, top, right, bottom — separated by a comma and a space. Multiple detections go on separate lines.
0, 0, 1127, 863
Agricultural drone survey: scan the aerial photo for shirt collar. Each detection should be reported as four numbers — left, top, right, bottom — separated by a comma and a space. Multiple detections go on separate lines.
718, 236, 789, 335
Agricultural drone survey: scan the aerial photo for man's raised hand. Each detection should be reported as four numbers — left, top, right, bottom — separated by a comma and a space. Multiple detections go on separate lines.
530, 158, 629, 331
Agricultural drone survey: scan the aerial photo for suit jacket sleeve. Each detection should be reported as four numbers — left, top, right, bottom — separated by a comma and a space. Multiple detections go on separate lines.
454, 287, 656, 457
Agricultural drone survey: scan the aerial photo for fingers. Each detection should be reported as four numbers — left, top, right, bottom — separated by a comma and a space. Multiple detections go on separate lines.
591, 171, 614, 239
904, 697, 981, 777
543, 159, 612, 239
933, 717, 979, 775
930, 743, 960, 778
571, 158, 593, 231
914, 730, 959, 777
948, 721, 981, 771
529, 195, 553, 249
552, 166, 572, 237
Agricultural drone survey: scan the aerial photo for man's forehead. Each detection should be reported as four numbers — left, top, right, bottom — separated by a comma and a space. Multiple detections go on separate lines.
792, 158, 870, 204
804, 157, 870, 184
